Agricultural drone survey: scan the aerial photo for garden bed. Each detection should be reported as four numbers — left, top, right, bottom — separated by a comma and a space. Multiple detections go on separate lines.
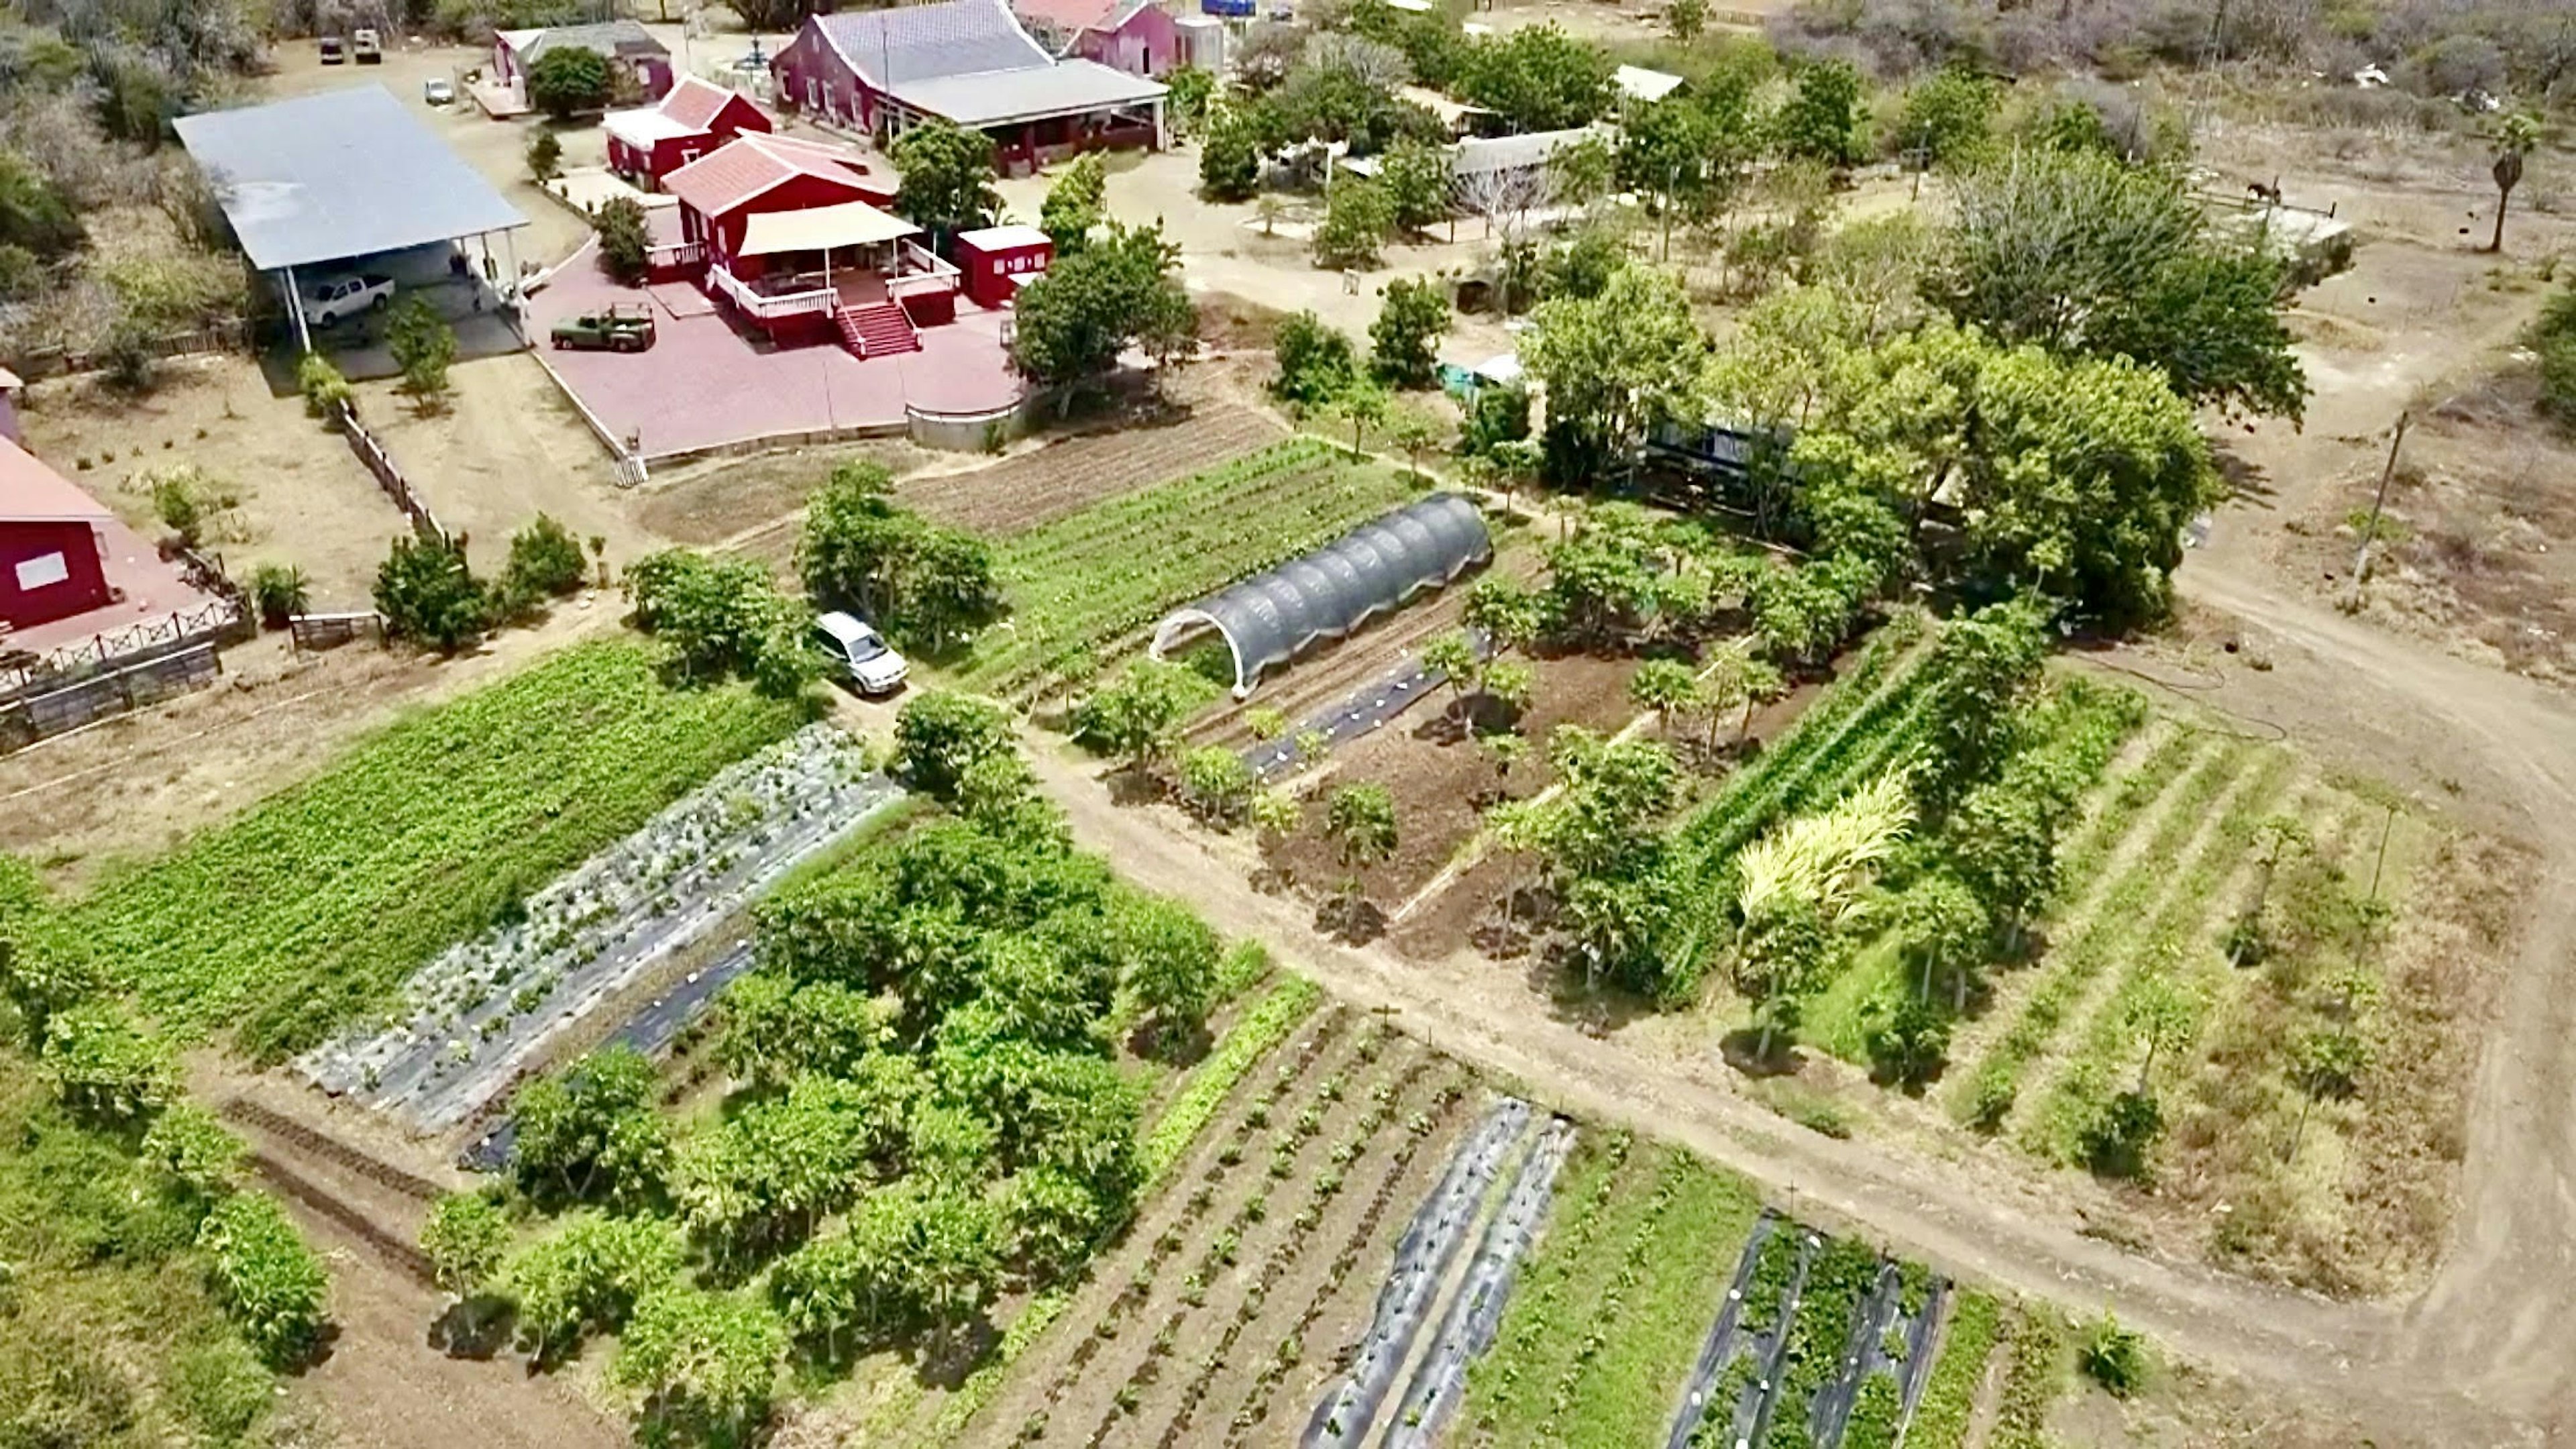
298, 724, 896, 1131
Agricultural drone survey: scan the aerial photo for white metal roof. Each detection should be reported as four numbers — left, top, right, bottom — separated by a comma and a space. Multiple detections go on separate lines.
960, 223, 1051, 249
171, 85, 529, 272
602, 106, 697, 147
890, 57, 1165, 126
738, 200, 921, 256
1613, 64, 1685, 103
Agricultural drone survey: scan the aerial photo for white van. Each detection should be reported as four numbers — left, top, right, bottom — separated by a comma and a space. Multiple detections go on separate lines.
813, 611, 908, 695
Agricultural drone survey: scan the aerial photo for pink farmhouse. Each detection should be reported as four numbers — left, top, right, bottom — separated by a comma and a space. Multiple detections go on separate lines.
770, 0, 1167, 176
1014, 0, 1186, 77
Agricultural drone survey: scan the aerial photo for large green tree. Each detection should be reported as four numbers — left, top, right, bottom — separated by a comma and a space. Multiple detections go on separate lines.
1926, 148, 2307, 421
613, 1287, 786, 1448
892, 120, 1002, 250
1012, 221, 1193, 408
527, 47, 611, 121
1457, 24, 1613, 132
798, 460, 998, 651
1523, 264, 1703, 485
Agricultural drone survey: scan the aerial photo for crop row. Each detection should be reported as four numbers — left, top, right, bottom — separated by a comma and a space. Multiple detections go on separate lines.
2028, 750, 2294, 1165
1899, 1292, 2001, 1449
2040, 727, 2200, 918
1548, 1160, 1762, 1449
1757, 1236, 1880, 1449
1460, 1132, 1642, 1443
922, 999, 1347, 1444
1672, 616, 1929, 861
1155, 1057, 1458, 1449
958, 441, 1421, 692
1073, 1039, 1432, 1446
1140, 977, 1325, 1187
1687, 1229, 1808, 1449
1661, 638, 1943, 984
73, 641, 806, 1061
1987, 1311, 2061, 1449
1951, 737, 2244, 1130
1527, 1150, 1703, 1443
1221, 1075, 1472, 1447
1307, 1097, 1535, 1447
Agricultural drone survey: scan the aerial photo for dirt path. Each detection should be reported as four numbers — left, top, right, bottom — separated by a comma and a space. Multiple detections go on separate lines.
1017, 731, 2510, 1442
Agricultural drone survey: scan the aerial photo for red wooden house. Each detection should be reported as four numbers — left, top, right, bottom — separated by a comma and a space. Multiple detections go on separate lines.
0, 436, 113, 633
771, 0, 1168, 176
661, 133, 962, 358
604, 76, 773, 190
1014, 0, 1185, 78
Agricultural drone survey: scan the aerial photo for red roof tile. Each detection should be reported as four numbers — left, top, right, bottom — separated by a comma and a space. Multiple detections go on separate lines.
0, 435, 109, 526
662, 132, 879, 219
659, 74, 764, 131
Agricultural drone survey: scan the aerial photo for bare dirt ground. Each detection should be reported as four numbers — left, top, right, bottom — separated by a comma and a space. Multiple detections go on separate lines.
350, 356, 667, 580
899, 402, 1285, 535
636, 438, 938, 548
207, 1061, 623, 1449
0, 606, 619, 890
17, 356, 407, 608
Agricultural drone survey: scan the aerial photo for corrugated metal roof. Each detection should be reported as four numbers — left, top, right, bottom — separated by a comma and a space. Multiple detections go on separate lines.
890, 58, 1164, 126
514, 19, 667, 62
0, 435, 110, 525
171, 86, 529, 272
812, 0, 1055, 88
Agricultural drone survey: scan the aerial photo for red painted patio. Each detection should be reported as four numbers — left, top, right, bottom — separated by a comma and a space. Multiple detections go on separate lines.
530, 230, 1024, 462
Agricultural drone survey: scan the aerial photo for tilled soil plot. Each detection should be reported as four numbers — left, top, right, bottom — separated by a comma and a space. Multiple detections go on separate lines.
1019, 1022, 1431, 1448
1143, 1052, 1477, 1449
223, 1097, 624, 1449
1267, 651, 1641, 918
962, 1006, 1365, 1446
900, 405, 1287, 538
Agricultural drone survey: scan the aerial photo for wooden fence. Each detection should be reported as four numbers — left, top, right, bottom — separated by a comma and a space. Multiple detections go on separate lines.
0, 595, 248, 694
330, 400, 455, 546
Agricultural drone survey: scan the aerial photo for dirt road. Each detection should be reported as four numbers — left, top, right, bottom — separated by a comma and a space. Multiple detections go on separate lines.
1020, 727, 2528, 1442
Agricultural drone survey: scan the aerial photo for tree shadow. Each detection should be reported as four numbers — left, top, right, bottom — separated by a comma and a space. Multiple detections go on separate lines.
1718, 1027, 1805, 1078
1103, 765, 1165, 807
428, 1297, 515, 1361
1126, 1018, 1214, 1067
2207, 436, 2279, 510
1316, 895, 1387, 944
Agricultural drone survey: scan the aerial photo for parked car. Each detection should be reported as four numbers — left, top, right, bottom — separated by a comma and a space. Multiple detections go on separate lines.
301, 273, 394, 329
319, 34, 345, 63
812, 612, 908, 695
423, 77, 456, 105
549, 304, 656, 352
353, 28, 382, 63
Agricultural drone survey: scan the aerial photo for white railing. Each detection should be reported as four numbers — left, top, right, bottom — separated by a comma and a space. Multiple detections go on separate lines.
898, 239, 960, 280
647, 240, 705, 269
704, 262, 834, 321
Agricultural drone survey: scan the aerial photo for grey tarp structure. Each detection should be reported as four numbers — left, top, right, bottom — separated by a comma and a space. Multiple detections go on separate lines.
1152, 492, 1491, 698
172, 85, 529, 273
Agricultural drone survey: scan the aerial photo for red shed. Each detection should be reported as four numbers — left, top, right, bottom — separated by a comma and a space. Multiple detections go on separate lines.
0, 435, 113, 633
604, 76, 774, 190
955, 225, 1053, 309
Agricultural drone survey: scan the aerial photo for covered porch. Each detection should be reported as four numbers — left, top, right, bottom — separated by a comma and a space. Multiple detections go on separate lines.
702, 201, 961, 354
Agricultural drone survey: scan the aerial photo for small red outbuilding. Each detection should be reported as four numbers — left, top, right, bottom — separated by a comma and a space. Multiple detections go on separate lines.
604, 76, 774, 191
0, 435, 113, 633
955, 224, 1053, 309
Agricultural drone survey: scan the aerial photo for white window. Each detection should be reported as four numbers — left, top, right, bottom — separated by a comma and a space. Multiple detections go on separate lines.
15, 551, 69, 590
805, 75, 818, 108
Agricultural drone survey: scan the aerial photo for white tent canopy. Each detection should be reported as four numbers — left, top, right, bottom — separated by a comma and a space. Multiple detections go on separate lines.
737, 201, 921, 256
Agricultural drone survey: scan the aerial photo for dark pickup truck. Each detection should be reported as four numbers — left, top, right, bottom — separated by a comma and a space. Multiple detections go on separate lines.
549, 304, 656, 353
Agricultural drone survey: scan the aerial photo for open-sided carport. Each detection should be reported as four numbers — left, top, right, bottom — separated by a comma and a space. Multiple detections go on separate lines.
1149, 492, 1492, 698
173, 84, 531, 356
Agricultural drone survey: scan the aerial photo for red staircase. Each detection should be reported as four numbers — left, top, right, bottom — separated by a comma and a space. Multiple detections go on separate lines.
836, 301, 920, 358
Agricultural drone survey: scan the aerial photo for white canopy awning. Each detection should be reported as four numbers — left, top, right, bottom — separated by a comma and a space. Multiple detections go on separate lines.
737, 201, 921, 256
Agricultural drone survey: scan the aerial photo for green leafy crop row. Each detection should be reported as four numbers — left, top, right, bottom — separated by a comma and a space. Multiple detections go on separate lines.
954, 439, 1422, 693
1901, 1291, 2001, 1449
1136, 975, 1322, 1189
71, 641, 805, 1061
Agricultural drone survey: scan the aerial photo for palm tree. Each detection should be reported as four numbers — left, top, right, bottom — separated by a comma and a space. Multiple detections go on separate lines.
2489, 111, 2544, 255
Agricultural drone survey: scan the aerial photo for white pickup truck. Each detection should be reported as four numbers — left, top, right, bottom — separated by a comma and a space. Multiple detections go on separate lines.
301, 273, 394, 329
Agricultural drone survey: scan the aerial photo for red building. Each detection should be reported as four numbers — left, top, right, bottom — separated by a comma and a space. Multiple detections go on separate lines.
492, 20, 673, 107
771, 0, 1167, 176
1015, 0, 1186, 78
661, 133, 961, 358
955, 225, 1053, 309
0, 437, 113, 633
604, 76, 773, 190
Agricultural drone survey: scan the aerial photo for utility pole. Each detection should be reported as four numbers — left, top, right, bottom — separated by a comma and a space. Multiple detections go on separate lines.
2344, 411, 2410, 612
